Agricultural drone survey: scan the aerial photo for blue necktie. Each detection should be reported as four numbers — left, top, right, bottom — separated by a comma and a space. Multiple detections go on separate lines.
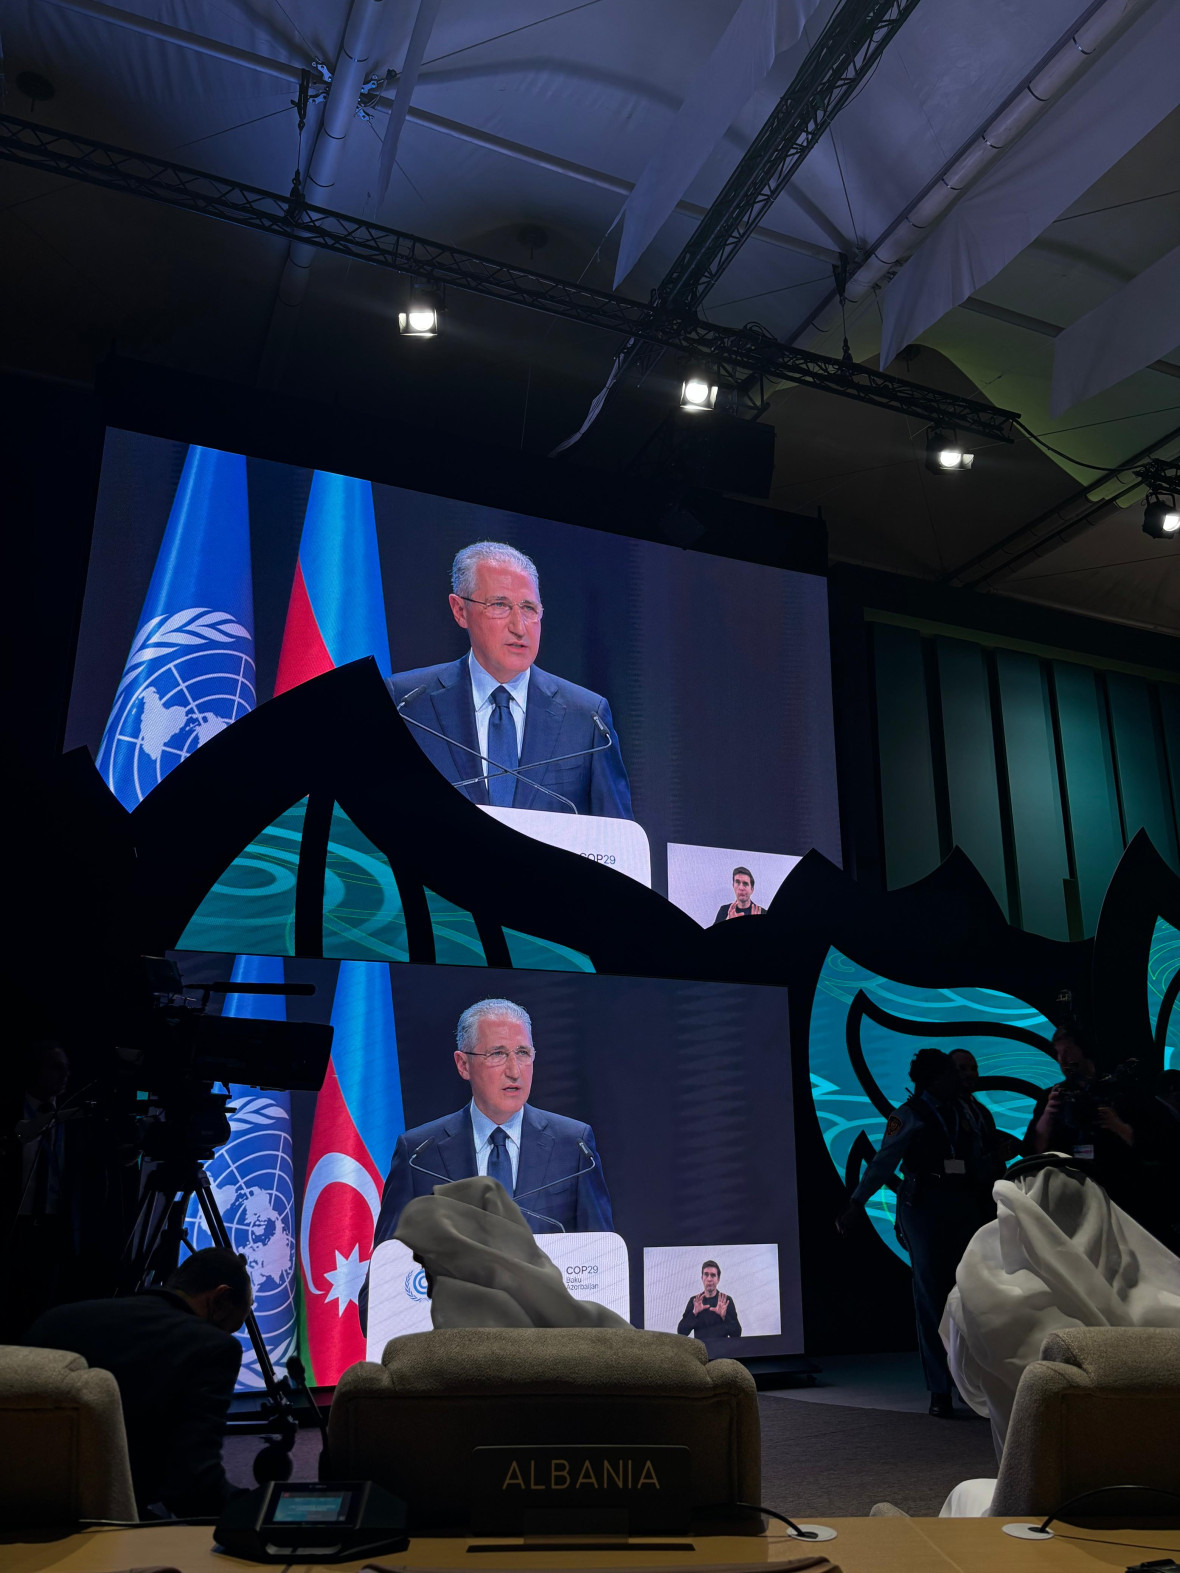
486, 686, 518, 808
487, 1125, 513, 1195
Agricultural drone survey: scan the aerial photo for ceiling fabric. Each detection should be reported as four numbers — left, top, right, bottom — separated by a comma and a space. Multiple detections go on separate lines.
1050, 242, 1180, 416
877, 0, 1180, 373
2, 0, 1177, 629
612, 0, 817, 289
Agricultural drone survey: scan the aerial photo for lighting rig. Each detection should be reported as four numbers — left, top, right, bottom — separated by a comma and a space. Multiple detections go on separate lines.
925, 428, 975, 474
1138, 460, 1179, 540
0, 112, 1018, 445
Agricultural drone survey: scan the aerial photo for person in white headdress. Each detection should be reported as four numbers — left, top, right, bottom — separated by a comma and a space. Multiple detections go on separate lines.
941, 1155, 1180, 1465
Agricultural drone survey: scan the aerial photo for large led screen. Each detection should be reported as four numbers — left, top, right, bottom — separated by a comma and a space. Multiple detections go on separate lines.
66, 430, 840, 924
173, 953, 802, 1385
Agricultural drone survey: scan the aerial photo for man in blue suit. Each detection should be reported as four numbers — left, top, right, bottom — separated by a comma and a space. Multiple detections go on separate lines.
360, 997, 613, 1330
387, 541, 633, 818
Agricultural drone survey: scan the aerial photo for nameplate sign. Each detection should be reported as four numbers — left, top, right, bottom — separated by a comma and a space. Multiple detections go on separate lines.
470, 1445, 690, 1535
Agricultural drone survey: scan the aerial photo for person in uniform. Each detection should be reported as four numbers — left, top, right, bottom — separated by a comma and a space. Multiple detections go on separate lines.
837, 1047, 1003, 1418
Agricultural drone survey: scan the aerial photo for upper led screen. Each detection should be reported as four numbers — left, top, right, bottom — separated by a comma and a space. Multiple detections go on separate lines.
67, 429, 840, 916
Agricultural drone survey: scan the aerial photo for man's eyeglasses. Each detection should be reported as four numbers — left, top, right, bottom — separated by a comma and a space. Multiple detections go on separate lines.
459, 596, 543, 624
463, 1048, 535, 1067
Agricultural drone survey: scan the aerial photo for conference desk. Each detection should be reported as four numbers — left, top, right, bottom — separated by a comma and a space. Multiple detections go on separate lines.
4, 1519, 1178, 1573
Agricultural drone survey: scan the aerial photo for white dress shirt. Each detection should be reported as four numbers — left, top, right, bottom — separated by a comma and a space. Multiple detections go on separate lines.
469, 1100, 524, 1188
469, 652, 529, 781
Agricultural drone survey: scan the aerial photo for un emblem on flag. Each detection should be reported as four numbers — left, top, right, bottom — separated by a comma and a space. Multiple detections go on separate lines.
186, 1094, 297, 1390
101, 608, 256, 805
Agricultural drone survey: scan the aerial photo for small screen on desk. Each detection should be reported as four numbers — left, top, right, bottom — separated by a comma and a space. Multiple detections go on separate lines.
270, 1491, 350, 1524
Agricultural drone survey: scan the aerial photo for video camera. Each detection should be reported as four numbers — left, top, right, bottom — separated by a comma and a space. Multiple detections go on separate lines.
114, 957, 332, 1192
1059, 1059, 1144, 1142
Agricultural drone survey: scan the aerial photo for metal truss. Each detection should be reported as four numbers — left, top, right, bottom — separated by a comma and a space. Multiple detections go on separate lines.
0, 113, 1016, 441
653, 0, 923, 315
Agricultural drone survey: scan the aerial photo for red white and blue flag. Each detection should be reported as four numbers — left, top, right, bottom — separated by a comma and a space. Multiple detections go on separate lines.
278, 471, 398, 1382
299, 962, 403, 1384
273, 470, 390, 696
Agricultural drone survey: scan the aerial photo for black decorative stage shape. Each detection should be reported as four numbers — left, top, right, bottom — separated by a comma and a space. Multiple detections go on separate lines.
25, 659, 1179, 1354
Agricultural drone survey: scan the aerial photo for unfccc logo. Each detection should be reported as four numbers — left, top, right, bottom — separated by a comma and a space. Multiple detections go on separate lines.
404, 1267, 430, 1303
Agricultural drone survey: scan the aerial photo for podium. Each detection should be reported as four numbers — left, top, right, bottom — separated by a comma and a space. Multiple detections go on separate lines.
365, 1232, 631, 1359
478, 806, 651, 887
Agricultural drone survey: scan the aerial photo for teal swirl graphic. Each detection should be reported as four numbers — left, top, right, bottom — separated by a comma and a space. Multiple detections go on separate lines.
808, 948, 1059, 1261
180, 801, 593, 972
179, 798, 305, 954
1148, 918, 1179, 1070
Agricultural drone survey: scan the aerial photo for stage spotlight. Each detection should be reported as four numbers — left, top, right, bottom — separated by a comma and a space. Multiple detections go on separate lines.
925, 428, 974, 473
680, 372, 717, 412
1143, 496, 1180, 539
398, 290, 441, 337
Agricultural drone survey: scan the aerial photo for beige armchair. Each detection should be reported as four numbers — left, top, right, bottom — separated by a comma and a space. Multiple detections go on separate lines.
989, 1325, 1180, 1518
0, 1345, 136, 1528
327, 1327, 760, 1532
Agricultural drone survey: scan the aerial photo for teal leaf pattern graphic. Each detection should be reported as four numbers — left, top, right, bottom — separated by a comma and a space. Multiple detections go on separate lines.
808, 948, 1059, 1262
1148, 919, 1179, 1069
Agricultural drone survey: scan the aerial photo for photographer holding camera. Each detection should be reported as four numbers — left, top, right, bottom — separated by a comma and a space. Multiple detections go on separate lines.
1023, 1021, 1148, 1220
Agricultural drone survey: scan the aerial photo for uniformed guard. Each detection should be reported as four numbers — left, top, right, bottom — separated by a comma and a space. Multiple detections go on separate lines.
837, 1047, 1005, 1418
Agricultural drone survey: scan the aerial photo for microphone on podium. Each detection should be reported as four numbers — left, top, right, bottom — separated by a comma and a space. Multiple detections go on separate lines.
453, 718, 614, 798
394, 687, 615, 814
395, 686, 577, 811
406, 1137, 599, 1235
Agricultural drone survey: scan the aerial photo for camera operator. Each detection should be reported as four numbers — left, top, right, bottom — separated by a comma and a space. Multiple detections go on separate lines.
1023, 1022, 1149, 1221
25, 1247, 252, 1519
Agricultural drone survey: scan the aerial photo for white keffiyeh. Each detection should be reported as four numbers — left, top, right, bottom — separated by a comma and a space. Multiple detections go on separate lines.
941, 1164, 1180, 1455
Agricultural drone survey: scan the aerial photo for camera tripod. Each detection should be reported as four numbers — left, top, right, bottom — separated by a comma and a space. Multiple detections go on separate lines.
125, 1158, 328, 1482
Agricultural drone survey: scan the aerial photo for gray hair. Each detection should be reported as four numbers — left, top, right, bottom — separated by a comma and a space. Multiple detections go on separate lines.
456, 997, 533, 1056
451, 541, 539, 600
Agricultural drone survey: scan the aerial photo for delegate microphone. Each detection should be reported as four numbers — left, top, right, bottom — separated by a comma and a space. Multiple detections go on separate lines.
387, 541, 634, 817
360, 997, 613, 1330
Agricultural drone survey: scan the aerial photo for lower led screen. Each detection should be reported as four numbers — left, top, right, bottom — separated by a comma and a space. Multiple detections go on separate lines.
174, 953, 801, 1386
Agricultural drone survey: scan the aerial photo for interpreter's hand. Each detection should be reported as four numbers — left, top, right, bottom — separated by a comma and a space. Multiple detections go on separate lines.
835, 1203, 862, 1237
692, 1293, 707, 1315
1096, 1105, 1135, 1146
715, 1292, 729, 1318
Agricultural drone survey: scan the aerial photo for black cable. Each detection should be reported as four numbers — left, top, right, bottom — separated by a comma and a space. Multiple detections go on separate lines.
1014, 420, 1135, 472
81, 1515, 220, 1527
732, 1501, 818, 1539
422, 1, 604, 67
1029, 1483, 1180, 1536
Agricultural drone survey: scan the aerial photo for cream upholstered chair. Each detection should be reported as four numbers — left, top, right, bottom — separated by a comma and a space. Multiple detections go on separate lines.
988, 1326, 1180, 1518
0, 1345, 137, 1527
327, 1327, 760, 1532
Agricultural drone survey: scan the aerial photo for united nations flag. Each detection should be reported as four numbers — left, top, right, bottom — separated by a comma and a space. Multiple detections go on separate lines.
184, 954, 298, 1390
96, 445, 254, 809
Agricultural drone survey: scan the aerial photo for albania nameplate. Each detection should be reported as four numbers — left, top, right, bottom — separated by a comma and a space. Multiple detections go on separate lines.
470, 1444, 690, 1535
